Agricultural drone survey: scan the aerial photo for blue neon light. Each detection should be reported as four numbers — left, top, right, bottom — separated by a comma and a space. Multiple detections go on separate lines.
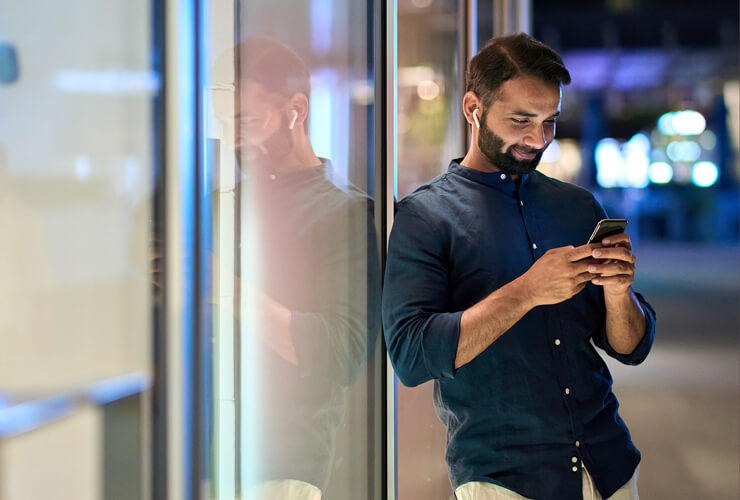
0, 396, 72, 438
179, 1, 197, 499
89, 372, 151, 405
309, 70, 336, 160
311, 0, 333, 54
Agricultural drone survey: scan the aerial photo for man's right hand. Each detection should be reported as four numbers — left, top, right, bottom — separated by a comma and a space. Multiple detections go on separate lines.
520, 244, 597, 307
457, 244, 595, 369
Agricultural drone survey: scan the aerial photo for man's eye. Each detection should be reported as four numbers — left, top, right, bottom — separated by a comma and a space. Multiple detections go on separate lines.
511, 118, 528, 125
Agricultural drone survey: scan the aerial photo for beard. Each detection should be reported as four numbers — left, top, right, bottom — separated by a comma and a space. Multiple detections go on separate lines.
236, 120, 294, 171
478, 111, 545, 176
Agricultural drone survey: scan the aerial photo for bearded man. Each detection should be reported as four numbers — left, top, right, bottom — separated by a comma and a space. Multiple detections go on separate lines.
382, 33, 655, 500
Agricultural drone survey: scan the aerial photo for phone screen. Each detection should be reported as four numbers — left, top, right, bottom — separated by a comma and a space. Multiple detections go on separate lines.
587, 219, 628, 244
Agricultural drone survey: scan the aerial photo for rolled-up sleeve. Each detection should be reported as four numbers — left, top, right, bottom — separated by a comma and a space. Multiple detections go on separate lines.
594, 291, 656, 365
290, 197, 381, 387
588, 195, 657, 365
382, 203, 461, 387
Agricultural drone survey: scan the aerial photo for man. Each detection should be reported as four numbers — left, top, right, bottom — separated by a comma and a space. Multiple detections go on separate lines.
382, 33, 655, 500
211, 38, 380, 499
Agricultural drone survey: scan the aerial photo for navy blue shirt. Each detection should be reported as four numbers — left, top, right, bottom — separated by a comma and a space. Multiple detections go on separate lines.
382, 159, 656, 500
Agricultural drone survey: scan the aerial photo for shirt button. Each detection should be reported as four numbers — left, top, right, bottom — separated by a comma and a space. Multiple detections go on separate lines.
572, 466, 579, 472
576, 441, 580, 447
565, 387, 571, 395
499, 173, 506, 180
520, 200, 524, 206
572, 456, 578, 463
532, 243, 538, 250
269, 174, 277, 180
555, 339, 561, 346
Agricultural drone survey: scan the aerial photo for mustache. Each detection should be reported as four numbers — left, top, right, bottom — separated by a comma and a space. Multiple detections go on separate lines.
511, 145, 544, 155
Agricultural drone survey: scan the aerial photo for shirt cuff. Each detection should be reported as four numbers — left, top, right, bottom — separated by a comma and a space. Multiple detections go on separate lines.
604, 292, 656, 366
421, 311, 463, 380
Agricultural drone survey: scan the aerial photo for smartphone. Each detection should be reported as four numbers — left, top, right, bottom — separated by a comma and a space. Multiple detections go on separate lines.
587, 219, 628, 244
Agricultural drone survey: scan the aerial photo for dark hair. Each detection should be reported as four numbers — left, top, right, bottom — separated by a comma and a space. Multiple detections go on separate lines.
236, 36, 311, 101
466, 33, 571, 106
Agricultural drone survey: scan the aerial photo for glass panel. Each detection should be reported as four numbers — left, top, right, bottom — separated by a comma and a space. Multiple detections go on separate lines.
0, 0, 158, 498
397, 0, 465, 199
0, 0, 154, 394
395, 1, 465, 499
201, 1, 383, 499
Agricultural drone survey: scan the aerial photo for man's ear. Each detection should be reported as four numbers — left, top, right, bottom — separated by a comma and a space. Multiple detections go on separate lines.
288, 93, 309, 131
462, 91, 481, 128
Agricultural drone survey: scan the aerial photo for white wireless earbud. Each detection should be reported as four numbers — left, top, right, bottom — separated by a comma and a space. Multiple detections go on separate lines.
472, 108, 481, 129
288, 109, 298, 130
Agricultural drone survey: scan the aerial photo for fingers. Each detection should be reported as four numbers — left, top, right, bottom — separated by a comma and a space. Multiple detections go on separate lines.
570, 257, 599, 274
568, 243, 601, 262
575, 270, 596, 284
591, 245, 635, 263
601, 232, 632, 249
591, 274, 633, 286
588, 260, 634, 277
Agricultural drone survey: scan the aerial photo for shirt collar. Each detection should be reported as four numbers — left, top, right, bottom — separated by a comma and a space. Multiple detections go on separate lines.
447, 158, 530, 194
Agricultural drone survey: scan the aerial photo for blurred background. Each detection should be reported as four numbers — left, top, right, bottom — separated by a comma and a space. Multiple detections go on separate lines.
0, 0, 737, 499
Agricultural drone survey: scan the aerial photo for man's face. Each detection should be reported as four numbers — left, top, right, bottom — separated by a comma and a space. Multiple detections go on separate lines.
214, 80, 293, 168
477, 76, 561, 176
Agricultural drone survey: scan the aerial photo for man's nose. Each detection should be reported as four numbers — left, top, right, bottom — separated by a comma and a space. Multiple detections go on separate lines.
523, 125, 547, 149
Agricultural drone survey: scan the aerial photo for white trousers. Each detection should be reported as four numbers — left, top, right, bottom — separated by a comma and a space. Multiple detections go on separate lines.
455, 466, 639, 500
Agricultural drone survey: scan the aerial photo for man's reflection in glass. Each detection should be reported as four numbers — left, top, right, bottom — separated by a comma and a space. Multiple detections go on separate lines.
212, 37, 380, 499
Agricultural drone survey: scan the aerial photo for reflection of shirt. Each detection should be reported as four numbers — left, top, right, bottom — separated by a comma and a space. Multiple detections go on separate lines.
382, 159, 656, 499
242, 160, 380, 490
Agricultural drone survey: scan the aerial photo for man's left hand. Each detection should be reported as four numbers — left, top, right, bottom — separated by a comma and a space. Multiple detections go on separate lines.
587, 232, 636, 296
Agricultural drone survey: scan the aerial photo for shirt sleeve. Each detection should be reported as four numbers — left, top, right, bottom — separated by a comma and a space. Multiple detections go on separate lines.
290, 197, 381, 387
382, 203, 462, 387
589, 195, 657, 365
593, 291, 656, 365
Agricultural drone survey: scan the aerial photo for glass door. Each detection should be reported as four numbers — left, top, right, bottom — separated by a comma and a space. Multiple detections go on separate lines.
0, 1, 161, 499
196, 1, 386, 498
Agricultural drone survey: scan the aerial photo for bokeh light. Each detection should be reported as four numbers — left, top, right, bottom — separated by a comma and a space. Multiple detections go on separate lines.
699, 130, 717, 150
657, 110, 707, 136
648, 162, 673, 184
595, 138, 622, 188
691, 161, 719, 187
416, 79, 440, 100
666, 140, 701, 163
595, 134, 650, 188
